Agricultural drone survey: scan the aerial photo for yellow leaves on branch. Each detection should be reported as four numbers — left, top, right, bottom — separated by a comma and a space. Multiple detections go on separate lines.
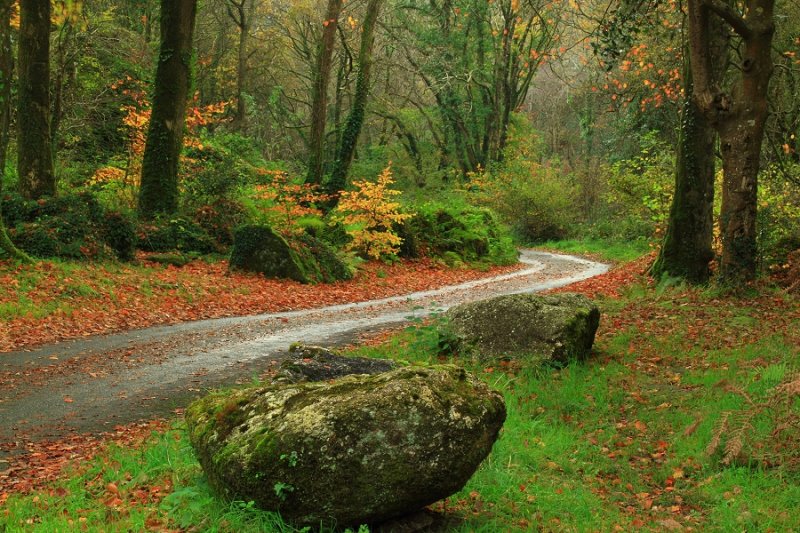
333, 166, 413, 260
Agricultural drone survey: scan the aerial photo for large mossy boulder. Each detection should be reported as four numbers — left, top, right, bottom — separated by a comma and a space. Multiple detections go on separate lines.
186, 365, 506, 527
443, 292, 600, 364
229, 224, 352, 284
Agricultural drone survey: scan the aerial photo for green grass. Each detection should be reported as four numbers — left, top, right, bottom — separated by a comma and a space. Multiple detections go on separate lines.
2, 285, 799, 531
539, 237, 651, 263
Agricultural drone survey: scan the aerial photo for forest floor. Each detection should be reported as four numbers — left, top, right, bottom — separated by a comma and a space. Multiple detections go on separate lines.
1, 250, 799, 531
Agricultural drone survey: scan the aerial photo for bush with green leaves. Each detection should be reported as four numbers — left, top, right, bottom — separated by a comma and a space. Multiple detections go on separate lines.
3, 190, 137, 261
399, 201, 517, 266
757, 164, 800, 267
137, 216, 219, 255
596, 132, 674, 241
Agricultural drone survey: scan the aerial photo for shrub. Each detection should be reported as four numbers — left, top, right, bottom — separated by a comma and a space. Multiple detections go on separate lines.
138, 216, 219, 254
758, 164, 800, 267
101, 211, 137, 261
332, 166, 413, 260
471, 160, 577, 243
193, 199, 249, 246
401, 202, 517, 266
7, 191, 133, 261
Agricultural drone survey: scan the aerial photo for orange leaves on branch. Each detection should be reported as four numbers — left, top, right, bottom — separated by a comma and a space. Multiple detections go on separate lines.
252, 170, 329, 235
333, 166, 413, 260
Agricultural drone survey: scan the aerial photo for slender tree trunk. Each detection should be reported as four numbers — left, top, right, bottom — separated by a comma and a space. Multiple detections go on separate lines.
687, 0, 775, 283
327, 0, 382, 199
653, 31, 727, 283
139, 0, 198, 218
17, 0, 55, 200
307, 0, 343, 185
226, 0, 250, 127
0, 1, 32, 262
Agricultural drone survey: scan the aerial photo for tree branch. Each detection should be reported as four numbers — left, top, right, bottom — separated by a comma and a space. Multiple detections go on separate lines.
704, 0, 751, 38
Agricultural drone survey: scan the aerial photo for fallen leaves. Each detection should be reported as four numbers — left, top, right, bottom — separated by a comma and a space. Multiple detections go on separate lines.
0, 419, 168, 505
0, 256, 523, 353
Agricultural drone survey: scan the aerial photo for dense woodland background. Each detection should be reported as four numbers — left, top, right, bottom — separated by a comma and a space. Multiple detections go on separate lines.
0, 0, 798, 285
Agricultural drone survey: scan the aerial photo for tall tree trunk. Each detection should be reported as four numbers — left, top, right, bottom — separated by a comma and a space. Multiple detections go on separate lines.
139, 0, 198, 218
307, 0, 343, 185
653, 30, 727, 283
226, 0, 250, 127
327, 0, 382, 199
688, 0, 775, 283
0, 1, 32, 262
17, 0, 55, 200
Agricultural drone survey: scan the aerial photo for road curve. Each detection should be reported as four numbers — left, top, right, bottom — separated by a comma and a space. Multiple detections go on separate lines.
0, 250, 608, 454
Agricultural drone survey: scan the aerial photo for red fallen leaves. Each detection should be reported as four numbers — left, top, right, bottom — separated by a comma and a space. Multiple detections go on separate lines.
0, 256, 523, 353
548, 253, 655, 299
0, 419, 168, 505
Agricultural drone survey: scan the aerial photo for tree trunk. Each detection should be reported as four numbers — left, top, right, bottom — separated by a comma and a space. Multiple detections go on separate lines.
226, 0, 250, 127
307, 0, 343, 185
687, 0, 775, 283
652, 81, 717, 282
139, 0, 198, 218
17, 0, 55, 200
653, 30, 727, 283
0, 1, 32, 262
327, 0, 382, 200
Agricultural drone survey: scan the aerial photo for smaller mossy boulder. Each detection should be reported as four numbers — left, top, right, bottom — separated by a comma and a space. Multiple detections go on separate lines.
442, 292, 600, 365
186, 365, 506, 528
229, 224, 352, 284
273, 344, 396, 384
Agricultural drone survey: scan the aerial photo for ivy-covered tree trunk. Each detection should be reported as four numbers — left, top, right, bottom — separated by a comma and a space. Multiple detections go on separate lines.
688, 0, 775, 283
327, 0, 382, 200
306, 0, 343, 185
139, 0, 198, 219
17, 0, 55, 200
0, 1, 32, 262
653, 31, 728, 283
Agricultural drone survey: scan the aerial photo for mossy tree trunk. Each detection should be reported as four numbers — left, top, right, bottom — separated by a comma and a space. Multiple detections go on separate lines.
327, 0, 382, 202
306, 0, 343, 185
17, 0, 55, 200
139, 0, 198, 219
0, 1, 32, 262
687, 0, 775, 283
653, 29, 728, 284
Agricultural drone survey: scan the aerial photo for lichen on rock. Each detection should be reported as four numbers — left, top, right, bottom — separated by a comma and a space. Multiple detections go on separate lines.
442, 292, 601, 365
185, 365, 506, 527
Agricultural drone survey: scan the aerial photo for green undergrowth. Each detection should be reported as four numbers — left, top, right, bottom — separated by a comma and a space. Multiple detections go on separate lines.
2, 284, 799, 531
539, 237, 651, 263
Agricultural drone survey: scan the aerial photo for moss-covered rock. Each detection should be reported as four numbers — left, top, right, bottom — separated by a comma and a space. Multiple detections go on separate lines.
398, 203, 518, 265
274, 344, 396, 384
186, 365, 506, 527
442, 293, 600, 365
229, 225, 352, 284
229, 225, 309, 282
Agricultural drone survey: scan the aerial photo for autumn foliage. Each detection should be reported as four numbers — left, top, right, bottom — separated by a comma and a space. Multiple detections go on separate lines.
333, 166, 413, 259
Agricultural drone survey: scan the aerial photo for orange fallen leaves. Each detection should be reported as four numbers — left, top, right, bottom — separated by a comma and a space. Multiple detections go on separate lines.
0, 256, 523, 353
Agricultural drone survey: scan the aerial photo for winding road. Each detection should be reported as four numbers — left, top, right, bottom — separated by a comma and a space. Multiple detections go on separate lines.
0, 250, 608, 458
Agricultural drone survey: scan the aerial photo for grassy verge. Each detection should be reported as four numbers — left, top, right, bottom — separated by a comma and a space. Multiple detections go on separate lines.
2, 282, 799, 531
539, 237, 651, 263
